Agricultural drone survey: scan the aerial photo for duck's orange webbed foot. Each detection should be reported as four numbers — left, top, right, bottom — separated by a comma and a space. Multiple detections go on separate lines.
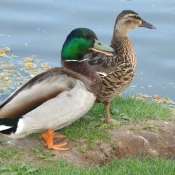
40, 129, 70, 151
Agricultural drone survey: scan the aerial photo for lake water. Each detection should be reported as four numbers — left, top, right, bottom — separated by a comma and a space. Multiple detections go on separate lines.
0, 0, 175, 102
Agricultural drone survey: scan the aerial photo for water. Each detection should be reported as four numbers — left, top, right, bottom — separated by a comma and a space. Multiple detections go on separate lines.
0, 0, 175, 102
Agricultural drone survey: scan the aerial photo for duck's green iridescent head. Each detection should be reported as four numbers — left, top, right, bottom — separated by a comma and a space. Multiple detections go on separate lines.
61, 28, 114, 61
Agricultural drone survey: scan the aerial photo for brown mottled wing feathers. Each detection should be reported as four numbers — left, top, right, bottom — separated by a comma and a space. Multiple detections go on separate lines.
85, 53, 118, 74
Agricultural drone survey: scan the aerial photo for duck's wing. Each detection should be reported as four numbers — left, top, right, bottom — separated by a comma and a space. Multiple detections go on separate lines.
0, 67, 75, 119
85, 52, 117, 74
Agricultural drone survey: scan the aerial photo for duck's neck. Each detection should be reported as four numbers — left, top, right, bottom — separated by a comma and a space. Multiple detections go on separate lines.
61, 60, 101, 97
111, 27, 137, 68
111, 27, 130, 47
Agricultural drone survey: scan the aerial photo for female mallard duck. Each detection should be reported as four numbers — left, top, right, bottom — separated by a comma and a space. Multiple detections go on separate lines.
86, 10, 156, 122
0, 28, 114, 150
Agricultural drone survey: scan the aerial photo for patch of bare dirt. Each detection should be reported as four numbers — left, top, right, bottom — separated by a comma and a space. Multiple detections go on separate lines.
0, 120, 175, 167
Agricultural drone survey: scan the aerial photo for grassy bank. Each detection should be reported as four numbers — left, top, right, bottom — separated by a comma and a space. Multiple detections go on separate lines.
0, 157, 175, 175
0, 95, 174, 175
61, 95, 172, 146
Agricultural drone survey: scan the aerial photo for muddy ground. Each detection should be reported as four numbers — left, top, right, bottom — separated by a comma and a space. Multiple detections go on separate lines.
0, 120, 175, 167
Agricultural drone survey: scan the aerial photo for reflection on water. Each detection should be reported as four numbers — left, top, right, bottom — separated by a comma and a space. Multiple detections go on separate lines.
0, 0, 175, 102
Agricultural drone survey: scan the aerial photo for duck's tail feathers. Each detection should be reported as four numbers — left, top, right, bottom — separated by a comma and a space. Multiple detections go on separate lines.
0, 125, 12, 131
0, 118, 19, 134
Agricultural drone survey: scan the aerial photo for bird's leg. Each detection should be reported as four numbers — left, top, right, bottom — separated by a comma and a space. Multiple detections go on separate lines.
101, 103, 116, 122
105, 103, 112, 122
40, 129, 70, 151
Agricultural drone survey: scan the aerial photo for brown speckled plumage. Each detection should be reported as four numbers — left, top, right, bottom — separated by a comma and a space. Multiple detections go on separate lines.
86, 10, 156, 122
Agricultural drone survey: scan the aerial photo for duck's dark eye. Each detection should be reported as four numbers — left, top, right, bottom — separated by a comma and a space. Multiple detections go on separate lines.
133, 15, 141, 20
81, 35, 88, 39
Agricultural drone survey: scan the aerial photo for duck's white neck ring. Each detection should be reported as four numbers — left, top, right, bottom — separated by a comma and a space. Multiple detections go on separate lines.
63, 59, 86, 62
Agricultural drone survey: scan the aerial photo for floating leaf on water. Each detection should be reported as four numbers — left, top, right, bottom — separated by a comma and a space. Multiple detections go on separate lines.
163, 97, 171, 102
40, 63, 47, 68
0, 47, 11, 57
136, 93, 150, 100
0, 50, 55, 97
152, 95, 160, 99
0, 62, 16, 69
152, 97, 174, 104
23, 57, 34, 62
23, 62, 35, 69
142, 94, 151, 98
0, 75, 10, 81
11, 54, 18, 58
3, 70, 15, 74
161, 97, 174, 104
0, 51, 6, 57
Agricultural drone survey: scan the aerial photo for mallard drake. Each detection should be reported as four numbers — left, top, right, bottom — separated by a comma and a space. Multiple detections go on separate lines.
86, 10, 156, 122
0, 28, 114, 150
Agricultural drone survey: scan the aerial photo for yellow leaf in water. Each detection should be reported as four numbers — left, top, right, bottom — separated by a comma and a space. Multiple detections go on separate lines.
0, 50, 6, 57
11, 54, 18, 58
40, 63, 47, 68
23, 57, 34, 63
152, 96, 175, 104
164, 97, 171, 101
0, 47, 10, 57
140, 94, 151, 98
0, 76, 10, 81
161, 97, 173, 104
3, 70, 15, 74
152, 95, 160, 100
23, 63, 35, 69
136, 94, 152, 101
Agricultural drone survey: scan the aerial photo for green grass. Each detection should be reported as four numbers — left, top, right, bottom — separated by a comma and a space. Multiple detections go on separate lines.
92, 95, 172, 122
61, 95, 172, 147
0, 157, 174, 175
0, 148, 22, 161
31, 147, 54, 161
0, 95, 174, 175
